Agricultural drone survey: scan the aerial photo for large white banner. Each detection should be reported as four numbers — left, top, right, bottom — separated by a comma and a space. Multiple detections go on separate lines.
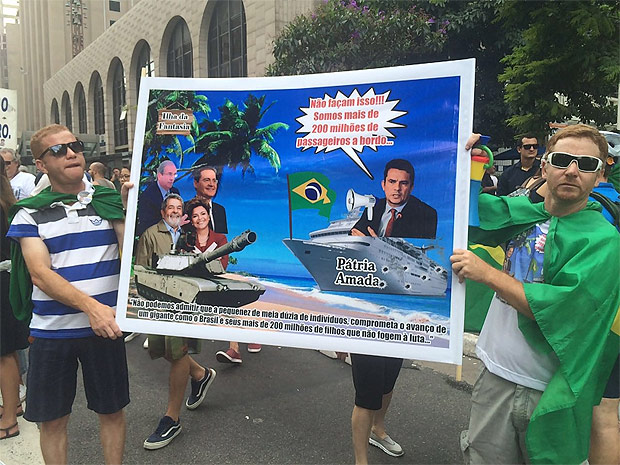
117, 59, 475, 364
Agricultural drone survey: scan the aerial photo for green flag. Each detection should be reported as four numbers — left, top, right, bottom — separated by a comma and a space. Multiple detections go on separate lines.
464, 243, 505, 332
288, 171, 336, 218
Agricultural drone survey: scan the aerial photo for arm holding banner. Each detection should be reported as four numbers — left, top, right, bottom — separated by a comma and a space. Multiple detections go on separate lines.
18, 235, 122, 339
451, 248, 533, 319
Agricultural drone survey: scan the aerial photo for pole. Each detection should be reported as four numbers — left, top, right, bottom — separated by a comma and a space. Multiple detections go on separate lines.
286, 174, 293, 239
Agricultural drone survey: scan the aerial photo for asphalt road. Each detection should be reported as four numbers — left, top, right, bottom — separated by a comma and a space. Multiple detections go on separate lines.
62, 339, 475, 464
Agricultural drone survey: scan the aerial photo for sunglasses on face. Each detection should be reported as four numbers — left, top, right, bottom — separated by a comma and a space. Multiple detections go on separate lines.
38, 140, 84, 159
545, 151, 603, 173
521, 144, 538, 150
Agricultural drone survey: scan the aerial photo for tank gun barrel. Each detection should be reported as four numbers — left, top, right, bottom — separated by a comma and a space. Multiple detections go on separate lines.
199, 230, 257, 264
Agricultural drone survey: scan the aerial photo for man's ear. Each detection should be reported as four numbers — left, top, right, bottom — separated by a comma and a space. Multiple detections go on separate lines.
593, 169, 603, 188
35, 158, 47, 174
380, 179, 385, 192
541, 159, 548, 179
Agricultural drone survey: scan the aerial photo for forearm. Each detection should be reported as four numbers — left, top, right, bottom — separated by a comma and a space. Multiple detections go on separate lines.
30, 266, 100, 316
112, 219, 125, 254
479, 267, 534, 319
451, 249, 534, 319
20, 236, 121, 338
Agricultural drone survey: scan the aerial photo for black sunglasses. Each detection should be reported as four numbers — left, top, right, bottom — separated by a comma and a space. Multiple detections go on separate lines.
521, 144, 539, 150
546, 152, 603, 173
38, 140, 85, 159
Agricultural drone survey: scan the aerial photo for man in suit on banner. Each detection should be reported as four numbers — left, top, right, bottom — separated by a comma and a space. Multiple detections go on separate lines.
351, 158, 437, 239
136, 160, 180, 236
189, 166, 227, 234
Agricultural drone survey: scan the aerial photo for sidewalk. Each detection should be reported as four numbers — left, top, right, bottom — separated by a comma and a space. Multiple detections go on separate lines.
0, 417, 44, 465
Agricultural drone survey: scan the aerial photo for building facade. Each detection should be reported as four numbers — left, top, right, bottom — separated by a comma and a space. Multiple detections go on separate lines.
9, 0, 319, 165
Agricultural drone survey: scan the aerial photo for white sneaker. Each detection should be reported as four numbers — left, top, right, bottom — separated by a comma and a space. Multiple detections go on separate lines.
369, 431, 404, 457
143, 338, 149, 349
124, 332, 140, 343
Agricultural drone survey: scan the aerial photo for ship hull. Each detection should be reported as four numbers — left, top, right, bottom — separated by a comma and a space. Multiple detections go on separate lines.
283, 237, 447, 296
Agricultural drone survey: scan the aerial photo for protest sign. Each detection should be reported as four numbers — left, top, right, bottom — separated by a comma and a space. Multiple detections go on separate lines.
117, 59, 474, 364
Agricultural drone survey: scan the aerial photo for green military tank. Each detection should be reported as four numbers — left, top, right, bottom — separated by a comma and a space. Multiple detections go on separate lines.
134, 230, 265, 307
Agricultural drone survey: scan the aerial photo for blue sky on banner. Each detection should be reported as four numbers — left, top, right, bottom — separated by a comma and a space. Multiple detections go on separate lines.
146, 76, 461, 279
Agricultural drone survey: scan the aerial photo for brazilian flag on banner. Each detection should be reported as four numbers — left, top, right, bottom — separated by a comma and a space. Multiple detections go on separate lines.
289, 171, 337, 218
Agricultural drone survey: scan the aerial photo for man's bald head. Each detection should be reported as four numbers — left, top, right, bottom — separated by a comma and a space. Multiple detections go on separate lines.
89, 161, 107, 179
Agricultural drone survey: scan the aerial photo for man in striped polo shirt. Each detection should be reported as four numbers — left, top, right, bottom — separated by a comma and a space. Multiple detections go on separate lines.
8, 124, 129, 464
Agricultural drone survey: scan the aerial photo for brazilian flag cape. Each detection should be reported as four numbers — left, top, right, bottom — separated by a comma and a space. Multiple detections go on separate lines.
8, 185, 124, 322
470, 194, 620, 464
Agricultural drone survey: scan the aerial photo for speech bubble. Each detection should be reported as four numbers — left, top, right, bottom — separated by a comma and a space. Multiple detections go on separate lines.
295, 88, 406, 179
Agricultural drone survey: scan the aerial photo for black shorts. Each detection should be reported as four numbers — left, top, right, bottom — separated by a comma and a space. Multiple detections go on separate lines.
603, 355, 619, 399
351, 354, 403, 410
24, 336, 130, 422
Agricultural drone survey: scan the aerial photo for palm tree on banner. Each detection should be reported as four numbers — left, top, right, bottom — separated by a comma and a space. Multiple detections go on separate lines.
141, 90, 210, 186
193, 94, 288, 176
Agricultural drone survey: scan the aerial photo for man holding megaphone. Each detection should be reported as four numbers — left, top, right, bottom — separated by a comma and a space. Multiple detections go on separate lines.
351, 158, 437, 239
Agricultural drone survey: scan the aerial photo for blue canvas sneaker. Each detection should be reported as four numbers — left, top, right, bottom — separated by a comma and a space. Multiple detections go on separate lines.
186, 368, 216, 410
143, 416, 182, 450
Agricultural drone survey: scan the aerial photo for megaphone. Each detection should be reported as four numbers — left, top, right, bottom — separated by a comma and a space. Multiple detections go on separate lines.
346, 189, 376, 221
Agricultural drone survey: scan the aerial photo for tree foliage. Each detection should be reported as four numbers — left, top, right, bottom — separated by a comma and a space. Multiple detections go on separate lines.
142, 92, 288, 182
142, 90, 210, 185
499, 1, 619, 135
194, 95, 289, 176
268, 0, 619, 144
266, 0, 447, 76
428, 0, 517, 146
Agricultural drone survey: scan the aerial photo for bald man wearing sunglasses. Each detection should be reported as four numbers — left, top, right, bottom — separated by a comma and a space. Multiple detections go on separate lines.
7, 124, 130, 464
451, 124, 619, 465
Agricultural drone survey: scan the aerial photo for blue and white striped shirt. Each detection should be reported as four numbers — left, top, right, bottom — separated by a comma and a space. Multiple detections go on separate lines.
7, 199, 120, 338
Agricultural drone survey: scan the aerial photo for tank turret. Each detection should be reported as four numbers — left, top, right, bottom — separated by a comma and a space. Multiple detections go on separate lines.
156, 230, 257, 276
134, 230, 265, 307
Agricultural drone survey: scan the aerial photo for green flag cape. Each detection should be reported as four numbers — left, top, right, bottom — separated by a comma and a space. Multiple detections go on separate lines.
8, 185, 124, 322
471, 194, 620, 464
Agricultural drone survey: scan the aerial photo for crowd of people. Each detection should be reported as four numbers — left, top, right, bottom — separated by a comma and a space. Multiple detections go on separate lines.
0, 122, 618, 465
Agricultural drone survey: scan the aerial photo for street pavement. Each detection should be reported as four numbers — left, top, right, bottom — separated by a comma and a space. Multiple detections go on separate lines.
2, 339, 481, 465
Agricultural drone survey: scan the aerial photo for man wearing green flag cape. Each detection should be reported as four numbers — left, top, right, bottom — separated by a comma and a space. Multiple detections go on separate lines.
7, 124, 130, 464
452, 125, 619, 465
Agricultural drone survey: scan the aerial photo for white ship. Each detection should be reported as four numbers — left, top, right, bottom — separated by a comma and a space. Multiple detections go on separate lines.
282, 190, 448, 296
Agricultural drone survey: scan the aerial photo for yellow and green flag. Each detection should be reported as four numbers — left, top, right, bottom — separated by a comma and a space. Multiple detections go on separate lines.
464, 243, 505, 332
288, 171, 336, 218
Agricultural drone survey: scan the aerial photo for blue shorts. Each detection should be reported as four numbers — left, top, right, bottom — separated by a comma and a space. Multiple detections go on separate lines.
24, 336, 130, 422
351, 354, 402, 410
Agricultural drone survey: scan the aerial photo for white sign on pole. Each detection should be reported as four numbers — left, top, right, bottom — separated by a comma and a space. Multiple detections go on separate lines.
0, 88, 18, 150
